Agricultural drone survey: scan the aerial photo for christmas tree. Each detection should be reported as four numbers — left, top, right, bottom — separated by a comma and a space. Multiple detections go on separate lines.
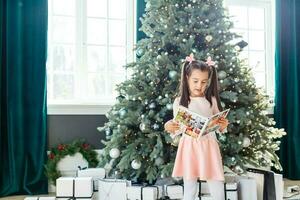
98, 0, 286, 183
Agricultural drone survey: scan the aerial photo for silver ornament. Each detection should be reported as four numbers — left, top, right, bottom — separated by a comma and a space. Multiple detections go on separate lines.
243, 137, 251, 147
131, 160, 142, 169
109, 148, 120, 159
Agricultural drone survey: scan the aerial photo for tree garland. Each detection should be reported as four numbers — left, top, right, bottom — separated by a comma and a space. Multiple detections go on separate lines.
45, 140, 99, 184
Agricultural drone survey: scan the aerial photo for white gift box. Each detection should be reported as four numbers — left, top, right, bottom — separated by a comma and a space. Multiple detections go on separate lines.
225, 182, 238, 200
197, 181, 210, 194
74, 177, 93, 198
56, 177, 74, 197
74, 193, 95, 200
164, 184, 183, 199
77, 168, 105, 191
98, 178, 131, 200
197, 181, 238, 200
127, 185, 144, 200
247, 169, 283, 200
142, 185, 163, 200
56, 177, 93, 198
24, 197, 56, 200
238, 177, 257, 200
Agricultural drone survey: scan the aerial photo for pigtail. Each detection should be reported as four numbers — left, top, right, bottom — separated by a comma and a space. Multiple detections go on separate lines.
205, 66, 223, 111
178, 61, 191, 107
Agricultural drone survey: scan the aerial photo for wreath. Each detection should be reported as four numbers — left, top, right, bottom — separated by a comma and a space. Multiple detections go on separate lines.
45, 140, 99, 184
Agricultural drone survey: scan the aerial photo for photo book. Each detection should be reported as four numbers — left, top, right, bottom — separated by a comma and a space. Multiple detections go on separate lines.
173, 106, 230, 139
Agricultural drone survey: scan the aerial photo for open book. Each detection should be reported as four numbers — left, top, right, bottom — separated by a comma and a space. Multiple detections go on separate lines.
173, 106, 230, 139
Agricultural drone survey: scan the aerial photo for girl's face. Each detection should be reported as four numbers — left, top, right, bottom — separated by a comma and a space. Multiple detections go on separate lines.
187, 69, 209, 97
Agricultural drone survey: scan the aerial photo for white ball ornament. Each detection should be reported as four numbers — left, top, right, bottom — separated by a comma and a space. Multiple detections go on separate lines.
109, 148, 120, 159
131, 160, 142, 169
243, 137, 251, 147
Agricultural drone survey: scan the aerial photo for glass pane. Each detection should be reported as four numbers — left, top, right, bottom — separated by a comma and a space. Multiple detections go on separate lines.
53, 74, 74, 99
88, 73, 105, 97
87, 18, 107, 45
51, 45, 75, 71
87, 46, 106, 72
228, 5, 248, 29
52, 16, 75, 43
249, 51, 265, 71
87, 0, 107, 18
109, 20, 126, 46
239, 51, 249, 65
249, 7, 265, 30
249, 30, 265, 50
253, 72, 265, 88
47, 73, 52, 99
52, 0, 75, 16
109, 47, 126, 72
109, 74, 126, 97
109, 0, 126, 19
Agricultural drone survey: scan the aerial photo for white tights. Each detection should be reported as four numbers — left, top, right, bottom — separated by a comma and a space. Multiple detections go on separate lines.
183, 178, 225, 200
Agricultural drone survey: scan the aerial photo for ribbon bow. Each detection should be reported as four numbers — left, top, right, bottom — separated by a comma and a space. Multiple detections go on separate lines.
185, 53, 195, 63
206, 56, 215, 66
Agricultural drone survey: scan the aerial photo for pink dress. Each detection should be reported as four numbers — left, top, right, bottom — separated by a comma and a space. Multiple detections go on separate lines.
172, 96, 225, 181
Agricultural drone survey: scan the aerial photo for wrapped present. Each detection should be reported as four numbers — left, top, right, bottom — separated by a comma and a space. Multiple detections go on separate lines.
226, 182, 238, 200
164, 184, 183, 199
127, 185, 144, 200
98, 178, 131, 200
198, 180, 238, 200
77, 167, 106, 191
142, 185, 163, 200
56, 177, 74, 198
56, 177, 93, 199
197, 181, 210, 195
247, 168, 283, 200
24, 197, 56, 200
238, 177, 258, 200
74, 177, 93, 198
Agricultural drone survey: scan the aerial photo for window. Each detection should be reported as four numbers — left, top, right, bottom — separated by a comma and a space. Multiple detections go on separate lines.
47, 0, 135, 114
224, 0, 275, 100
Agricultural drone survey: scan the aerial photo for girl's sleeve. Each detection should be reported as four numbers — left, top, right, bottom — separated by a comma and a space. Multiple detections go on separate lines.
212, 96, 220, 114
212, 96, 228, 134
173, 97, 180, 118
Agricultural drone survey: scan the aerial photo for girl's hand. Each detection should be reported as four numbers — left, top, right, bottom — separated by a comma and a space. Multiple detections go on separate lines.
218, 117, 229, 133
164, 120, 180, 134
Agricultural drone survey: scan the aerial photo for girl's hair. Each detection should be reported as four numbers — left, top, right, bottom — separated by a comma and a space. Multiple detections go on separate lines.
178, 59, 223, 111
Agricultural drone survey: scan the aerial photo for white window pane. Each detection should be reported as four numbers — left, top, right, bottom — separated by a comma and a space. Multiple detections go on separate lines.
52, 17, 75, 43
239, 51, 249, 65
249, 51, 265, 71
253, 72, 265, 88
47, 73, 52, 99
53, 74, 74, 99
109, 47, 126, 72
88, 73, 105, 97
109, 0, 126, 19
87, 46, 106, 72
249, 31, 265, 50
249, 7, 265, 30
87, 0, 107, 18
109, 74, 126, 97
51, 45, 75, 71
52, 0, 75, 16
87, 18, 107, 45
228, 5, 248, 29
109, 20, 126, 46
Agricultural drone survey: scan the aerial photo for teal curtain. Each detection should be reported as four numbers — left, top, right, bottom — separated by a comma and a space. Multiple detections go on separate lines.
275, 0, 300, 179
0, 0, 48, 196
136, 0, 147, 42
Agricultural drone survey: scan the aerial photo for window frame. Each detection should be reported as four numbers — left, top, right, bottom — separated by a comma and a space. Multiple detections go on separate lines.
47, 0, 136, 115
224, 0, 275, 114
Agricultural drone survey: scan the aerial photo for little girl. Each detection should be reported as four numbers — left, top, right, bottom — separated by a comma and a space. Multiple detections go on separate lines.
164, 54, 229, 200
